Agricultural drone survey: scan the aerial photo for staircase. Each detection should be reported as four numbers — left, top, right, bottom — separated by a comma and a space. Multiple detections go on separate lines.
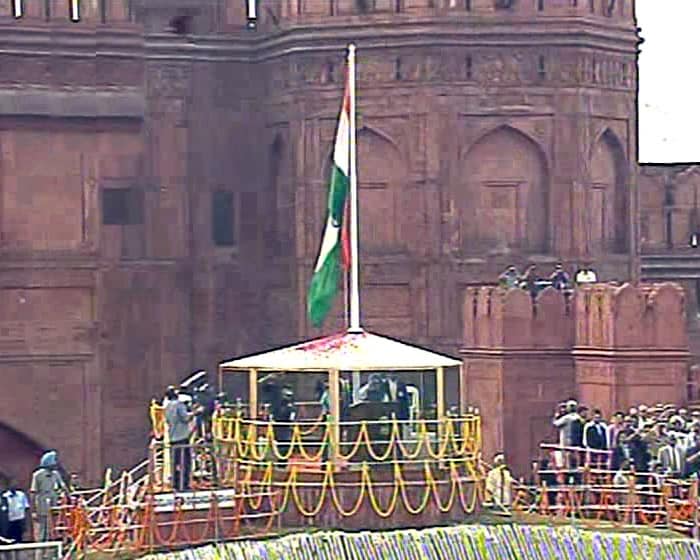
641, 253, 700, 281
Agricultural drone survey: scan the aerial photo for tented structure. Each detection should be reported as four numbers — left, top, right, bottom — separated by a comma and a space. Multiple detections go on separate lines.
218, 329, 465, 437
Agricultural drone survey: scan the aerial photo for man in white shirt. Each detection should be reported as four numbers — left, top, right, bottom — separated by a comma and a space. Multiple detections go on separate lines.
3, 480, 29, 543
607, 411, 624, 448
575, 265, 597, 285
484, 454, 513, 510
659, 436, 685, 478
552, 400, 580, 467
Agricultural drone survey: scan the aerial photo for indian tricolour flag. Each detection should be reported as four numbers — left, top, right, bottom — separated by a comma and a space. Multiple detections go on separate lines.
307, 76, 352, 328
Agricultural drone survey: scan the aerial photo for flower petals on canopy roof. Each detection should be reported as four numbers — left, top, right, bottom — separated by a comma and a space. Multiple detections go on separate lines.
219, 330, 461, 372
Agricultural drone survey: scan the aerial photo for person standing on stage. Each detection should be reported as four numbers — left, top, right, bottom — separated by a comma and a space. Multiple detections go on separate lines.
165, 386, 195, 492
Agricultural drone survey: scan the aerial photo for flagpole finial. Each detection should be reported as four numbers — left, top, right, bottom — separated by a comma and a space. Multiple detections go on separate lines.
348, 44, 357, 56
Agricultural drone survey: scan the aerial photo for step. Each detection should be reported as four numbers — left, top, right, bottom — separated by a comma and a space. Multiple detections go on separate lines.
641, 254, 700, 279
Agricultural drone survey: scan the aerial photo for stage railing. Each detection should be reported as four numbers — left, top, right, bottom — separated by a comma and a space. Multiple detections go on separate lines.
210, 414, 482, 465
514, 443, 700, 536
143, 411, 484, 524
50, 487, 280, 555
134, 407, 485, 530
144, 439, 484, 521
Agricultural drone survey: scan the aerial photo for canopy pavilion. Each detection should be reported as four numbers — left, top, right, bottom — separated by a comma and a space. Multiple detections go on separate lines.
212, 328, 482, 529
216, 329, 477, 466
218, 329, 465, 415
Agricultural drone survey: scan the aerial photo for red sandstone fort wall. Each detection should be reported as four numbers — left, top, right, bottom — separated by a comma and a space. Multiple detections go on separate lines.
462, 286, 575, 476
574, 283, 688, 416
0, 1, 649, 484
462, 282, 690, 477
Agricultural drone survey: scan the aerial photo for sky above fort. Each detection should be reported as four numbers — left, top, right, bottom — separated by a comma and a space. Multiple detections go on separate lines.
637, 1, 700, 163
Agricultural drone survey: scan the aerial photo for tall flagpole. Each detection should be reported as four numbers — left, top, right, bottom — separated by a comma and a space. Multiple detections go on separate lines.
344, 256, 350, 328
348, 44, 362, 333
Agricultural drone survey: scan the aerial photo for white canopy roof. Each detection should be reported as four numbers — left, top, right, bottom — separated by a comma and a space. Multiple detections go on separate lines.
219, 330, 461, 372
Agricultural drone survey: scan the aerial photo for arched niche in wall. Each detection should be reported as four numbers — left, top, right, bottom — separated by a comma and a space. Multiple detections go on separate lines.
267, 133, 292, 256
589, 129, 628, 254
318, 126, 406, 253
459, 125, 549, 254
356, 127, 406, 252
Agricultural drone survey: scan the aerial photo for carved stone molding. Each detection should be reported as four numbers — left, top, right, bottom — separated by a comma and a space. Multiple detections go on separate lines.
477, 53, 524, 85
162, 98, 187, 126
147, 63, 191, 99
97, 58, 144, 88
577, 55, 634, 90
557, 55, 580, 84
262, 50, 635, 98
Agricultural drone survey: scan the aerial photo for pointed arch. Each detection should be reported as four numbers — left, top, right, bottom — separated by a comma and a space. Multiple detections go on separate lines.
461, 123, 546, 162
268, 131, 295, 256
357, 127, 407, 251
459, 125, 549, 254
0, 422, 44, 484
358, 123, 403, 156
318, 122, 407, 252
590, 128, 628, 253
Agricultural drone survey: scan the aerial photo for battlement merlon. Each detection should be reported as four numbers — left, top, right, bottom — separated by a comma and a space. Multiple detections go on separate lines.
462, 282, 687, 352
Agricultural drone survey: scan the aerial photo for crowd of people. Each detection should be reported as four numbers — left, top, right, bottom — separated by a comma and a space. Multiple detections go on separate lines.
498, 263, 598, 297
547, 400, 700, 482
486, 400, 700, 512
0, 451, 70, 545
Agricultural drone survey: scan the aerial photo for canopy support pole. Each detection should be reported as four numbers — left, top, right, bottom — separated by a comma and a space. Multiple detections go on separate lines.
249, 368, 258, 419
436, 366, 445, 419
436, 366, 445, 449
329, 368, 341, 467
352, 371, 361, 403
459, 363, 466, 415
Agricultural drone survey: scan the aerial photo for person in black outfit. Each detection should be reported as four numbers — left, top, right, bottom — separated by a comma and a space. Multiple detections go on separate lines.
685, 427, 700, 478
583, 409, 609, 469
571, 406, 587, 448
569, 406, 588, 483
520, 265, 538, 297
272, 386, 297, 466
359, 373, 387, 402
194, 383, 217, 440
387, 375, 410, 422
626, 428, 650, 485
260, 373, 283, 420
550, 264, 571, 291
